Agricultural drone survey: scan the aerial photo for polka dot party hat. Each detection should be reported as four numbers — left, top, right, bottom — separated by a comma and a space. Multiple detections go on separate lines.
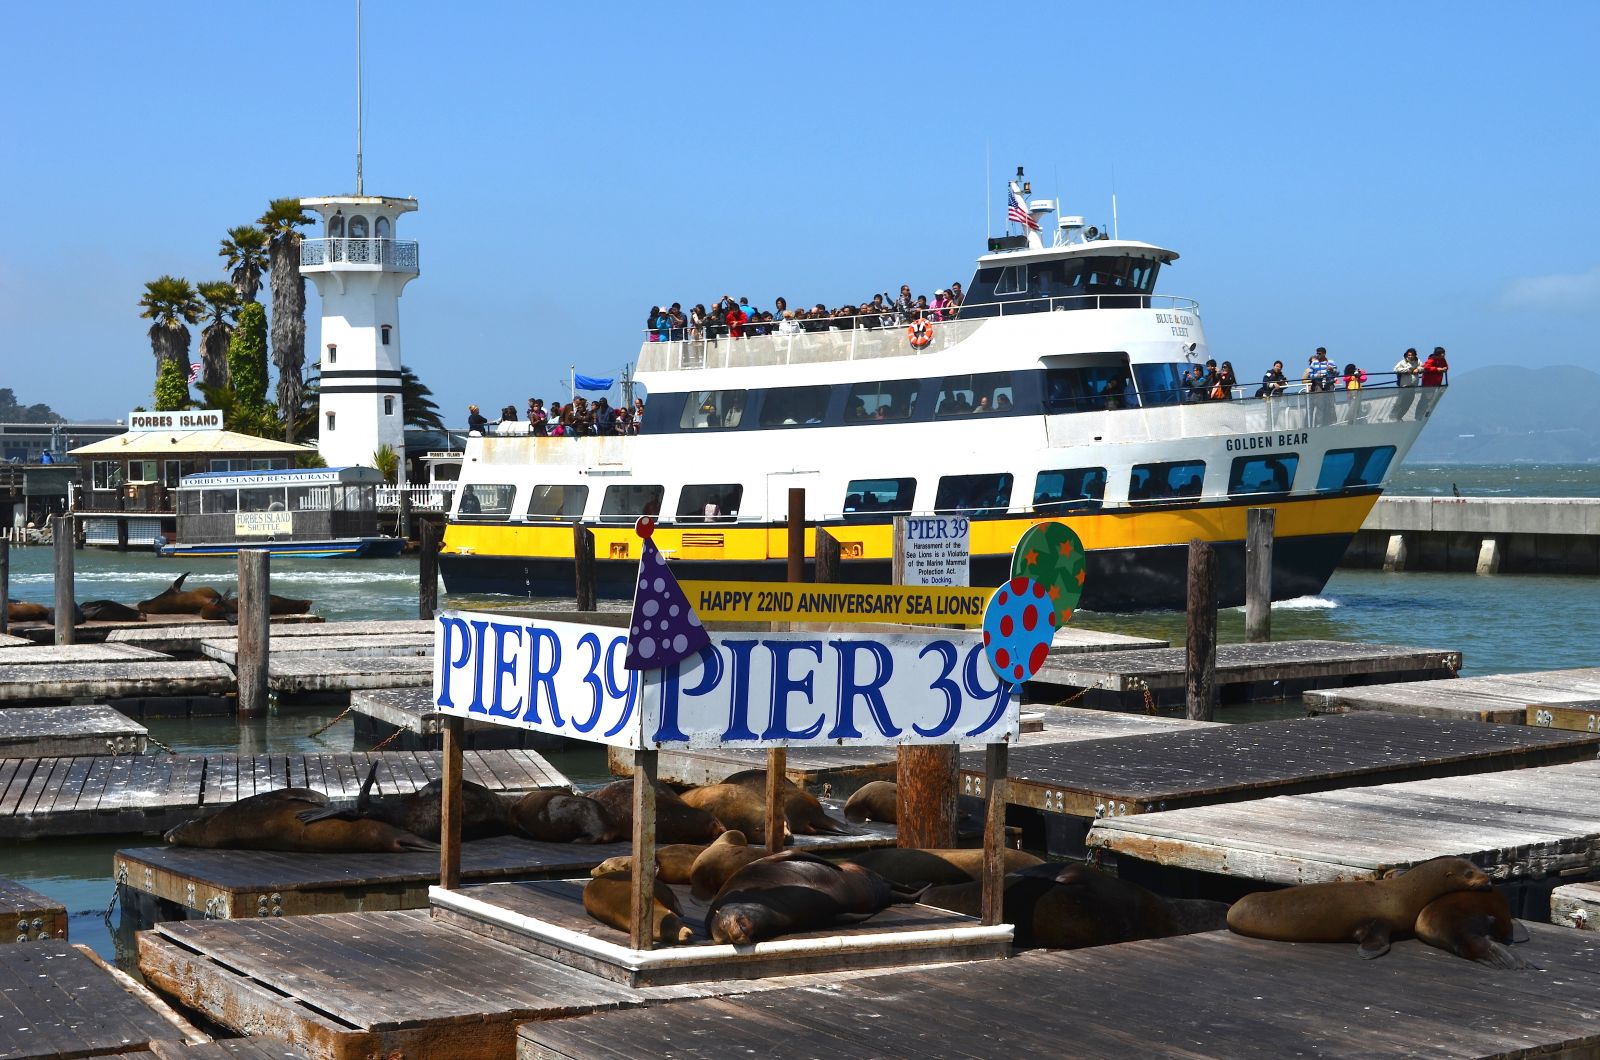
625, 517, 711, 671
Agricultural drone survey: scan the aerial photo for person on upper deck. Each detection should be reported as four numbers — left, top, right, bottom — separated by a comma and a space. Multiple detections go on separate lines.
466, 404, 487, 433
1309, 348, 1338, 392
1214, 361, 1237, 400
1421, 346, 1449, 386
893, 285, 915, 324
1260, 360, 1288, 398
948, 281, 964, 309
1394, 348, 1421, 386
1181, 364, 1205, 403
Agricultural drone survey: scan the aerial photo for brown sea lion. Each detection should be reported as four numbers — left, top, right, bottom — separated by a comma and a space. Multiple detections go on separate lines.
583, 871, 694, 945
844, 847, 1044, 888
843, 780, 897, 824
1414, 889, 1536, 970
591, 780, 724, 844
78, 599, 144, 623
297, 764, 512, 841
1227, 855, 1492, 958
198, 589, 314, 621
719, 769, 852, 835
590, 843, 707, 884
137, 573, 222, 615
509, 790, 619, 844
690, 831, 768, 900
165, 787, 435, 853
962, 862, 1227, 948
6, 600, 51, 622
707, 849, 926, 944
678, 783, 789, 844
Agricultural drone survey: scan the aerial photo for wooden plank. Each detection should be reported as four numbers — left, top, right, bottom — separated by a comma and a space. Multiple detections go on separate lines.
0, 704, 148, 758
0, 642, 172, 665
0, 877, 67, 943
0, 659, 234, 702
202, 633, 432, 667
0, 942, 200, 1056
1528, 702, 1600, 733
267, 654, 431, 694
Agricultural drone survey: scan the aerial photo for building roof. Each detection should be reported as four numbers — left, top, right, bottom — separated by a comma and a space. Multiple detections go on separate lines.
69, 429, 316, 458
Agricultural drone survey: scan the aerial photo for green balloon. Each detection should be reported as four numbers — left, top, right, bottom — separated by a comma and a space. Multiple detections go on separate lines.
1010, 521, 1087, 625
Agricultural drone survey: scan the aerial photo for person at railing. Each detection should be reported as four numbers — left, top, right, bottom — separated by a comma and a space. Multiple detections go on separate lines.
466, 405, 487, 434
893, 284, 915, 324
1394, 348, 1421, 387
1421, 346, 1449, 387
527, 398, 547, 436
497, 405, 519, 426
690, 304, 709, 341
773, 296, 788, 320
1259, 360, 1289, 398
948, 281, 964, 310
913, 294, 931, 319
1180, 364, 1206, 403
1342, 363, 1367, 390
646, 306, 663, 343
724, 298, 746, 340
668, 303, 687, 341
1213, 361, 1237, 400
1308, 348, 1339, 392
778, 310, 802, 336
931, 289, 954, 321
632, 397, 646, 432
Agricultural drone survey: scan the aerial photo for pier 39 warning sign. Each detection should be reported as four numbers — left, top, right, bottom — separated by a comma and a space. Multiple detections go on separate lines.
677, 581, 989, 627
432, 611, 1018, 750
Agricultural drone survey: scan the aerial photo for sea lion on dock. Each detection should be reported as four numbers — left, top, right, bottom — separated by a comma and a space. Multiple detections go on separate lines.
590, 843, 707, 884
78, 600, 144, 623
296, 764, 512, 842
583, 871, 694, 945
198, 589, 314, 621
719, 769, 853, 835
509, 790, 620, 844
679, 783, 788, 844
843, 781, 897, 824
1226, 855, 1492, 958
707, 849, 926, 945
6, 600, 51, 622
844, 847, 1044, 888
137, 573, 222, 615
690, 831, 768, 900
591, 780, 724, 844
165, 788, 435, 853
1414, 889, 1536, 969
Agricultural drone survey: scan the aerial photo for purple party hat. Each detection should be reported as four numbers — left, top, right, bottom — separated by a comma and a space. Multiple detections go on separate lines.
625, 518, 711, 671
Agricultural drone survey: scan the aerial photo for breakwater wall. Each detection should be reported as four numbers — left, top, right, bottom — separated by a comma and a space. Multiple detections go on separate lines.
1343, 496, 1600, 574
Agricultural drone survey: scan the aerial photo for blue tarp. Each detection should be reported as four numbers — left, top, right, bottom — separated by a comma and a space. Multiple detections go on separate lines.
574, 373, 615, 392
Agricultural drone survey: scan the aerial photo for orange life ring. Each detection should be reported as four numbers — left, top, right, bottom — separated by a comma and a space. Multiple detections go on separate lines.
907, 318, 934, 349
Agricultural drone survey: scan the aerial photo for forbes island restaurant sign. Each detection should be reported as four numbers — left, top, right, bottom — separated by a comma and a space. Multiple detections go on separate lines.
127, 408, 223, 432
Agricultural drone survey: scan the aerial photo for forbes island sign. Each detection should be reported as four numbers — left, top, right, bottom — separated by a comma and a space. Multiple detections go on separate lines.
127, 409, 223, 432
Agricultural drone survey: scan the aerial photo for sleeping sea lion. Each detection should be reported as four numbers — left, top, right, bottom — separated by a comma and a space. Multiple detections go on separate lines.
165, 788, 435, 853
509, 790, 619, 844
199, 589, 314, 621
679, 783, 788, 844
137, 573, 223, 615
707, 849, 926, 944
6, 600, 52, 622
843, 780, 897, 824
844, 847, 1044, 888
78, 599, 144, 623
583, 871, 694, 945
590, 843, 707, 884
591, 780, 724, 844
1227, 855, 1492, 958
720, 769, 852, 835
1414, 889, 1536, 970
690, 831, 768, 900
297, 764, 512, 841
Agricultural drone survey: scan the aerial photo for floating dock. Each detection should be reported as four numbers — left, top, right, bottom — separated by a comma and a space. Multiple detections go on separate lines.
201, 633, 431, 668
348, 688, 567, 751
0, 704, 148, 758
0, 659, 234, 704
107, 618, 417, 657
0, 633, 32, 648
2, 877, 66, 943
268, 654, 431, 695
1046, 627, 1169, 653
11, 611, 323, 645
1306, 666, 1600, 723
0, 642, 170, 665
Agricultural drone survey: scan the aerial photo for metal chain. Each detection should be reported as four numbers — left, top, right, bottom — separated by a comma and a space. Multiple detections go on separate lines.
1142, 687, 1157, 715
307, 704, 354, 739
145, 733, 178, 755
1053, 687, 1089, 708
369, 725, 405, 752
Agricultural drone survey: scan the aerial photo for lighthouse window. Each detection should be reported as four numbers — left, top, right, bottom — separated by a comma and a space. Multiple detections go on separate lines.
759, 385, 830, 427
1033, 467, 1107, 513
679, 390, 746, 429
384, 396, 395, 416
677, 483, 743, 523
846, 379, 920, 422
348, 215, 369, 239
381, 325, 391, 346
326, 343, 337, 365
1316, 446, 1396, 492
600, 483, 665, 522
1230, 455, 1299, 497
1129, 460, 1205, 503
841, 478, 916, 520
375, 216, 391, 239
936, 372, 1014, 416
328, 213, 344, 238
934, 473, 1014, 517
525, 484, 589, 521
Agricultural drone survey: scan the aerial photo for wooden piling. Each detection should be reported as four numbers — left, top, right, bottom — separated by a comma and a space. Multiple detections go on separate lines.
981, 742, 1009, 927
785, 489, 805, 584
814, 527, 841, 584
630, 749, 659, 951
1245, 508, 1274, 643
440, 717, 464, 890
574, 523, 597, 613
418, 519, 440, 619
52, 514, 74, 646
0, 538, 8, 636
768, 490, 806, 852
1185, 539, 1218, 722
236, 549, 270, 719
894, 514, 958, 846
397, 482, 413, 541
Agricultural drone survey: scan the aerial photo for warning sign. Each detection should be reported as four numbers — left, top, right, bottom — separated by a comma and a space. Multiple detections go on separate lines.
677, 581, 991, 628
898, 515, 971, 587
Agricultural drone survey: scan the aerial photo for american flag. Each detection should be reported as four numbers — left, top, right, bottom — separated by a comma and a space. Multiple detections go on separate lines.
187, 362, 201, 383
1008, 190, 1040, 231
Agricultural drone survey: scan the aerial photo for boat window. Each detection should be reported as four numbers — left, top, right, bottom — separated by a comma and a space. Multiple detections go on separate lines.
237, 487, 287, 513
841, 478, 916, 520
201, 489, 237, 514
677, 483, 742, 523
91, 460, 123, 490
846, 379, 920, 422
679, 390, 747, 430
1316, 446, 1395, 492
1133, 363, 1188, 407
1129, 460, 1205, 503
599, 484, 665, 522
525, 484, 589, 522
1033, 467, 1108, 513
759, 386, 830, 427
1043, 365, 1136, 413
456, 483, 516, 520
934, 473, 1013, 516
936, 372, 1015, 416
288, 486, 328, 511
993, 265, 1027, 295
1230, 455, 1299, 497
176, 491, 201, 516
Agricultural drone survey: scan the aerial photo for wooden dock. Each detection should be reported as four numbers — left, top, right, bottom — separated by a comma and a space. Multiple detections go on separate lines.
1027, 639, 1461, 708
10, 611, 323, 646
202, 633, 431, 668
268, 654, 431, 695
0, 749, 570, 840
0, 659, 234, 704
107, 618, 425, 656
519, 923, 1600, 1060
1047, 627, 1169, 654
348, 688, 567, 751
0, 633, 32, 648
1306, 666, 1600, 723
0, 642, 171, 665
0, 705, 148, 758
1087, 757, 1600, 885
2, 877, 66, 943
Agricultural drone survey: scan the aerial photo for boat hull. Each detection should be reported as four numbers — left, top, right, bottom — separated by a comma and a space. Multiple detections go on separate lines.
158, 537, 405, 560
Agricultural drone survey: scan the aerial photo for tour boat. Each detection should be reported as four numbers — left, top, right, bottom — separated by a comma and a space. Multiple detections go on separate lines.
438, 174, 1443, 611
160, 467, 405, 559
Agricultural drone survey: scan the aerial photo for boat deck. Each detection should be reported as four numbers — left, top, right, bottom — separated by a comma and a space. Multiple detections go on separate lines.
0, 704, 148, 758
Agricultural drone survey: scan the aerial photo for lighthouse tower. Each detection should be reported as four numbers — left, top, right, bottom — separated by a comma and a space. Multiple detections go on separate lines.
298, 196, 419, 469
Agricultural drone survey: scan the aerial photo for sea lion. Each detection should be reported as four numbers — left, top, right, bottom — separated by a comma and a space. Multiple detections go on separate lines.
719, 769, 852, 835
297, 764, 512, 841
509, 790, 619, 844
590, 843, 707, 884
843, 781, 897, 824
78, 599, 144, 623
6, 600, 51, 622
690, 831, 768, 900
1414, 889, 1536, 970
199, 589, 314, 621
137, 573, 223, 615
844, 847, 1044, 888
165, 788, 435, 853
591, 780, 724, 844
707, 849, 927, 945
679, 783, 789, 844
583, 871, 694, 945
1227, 855, 1492, 958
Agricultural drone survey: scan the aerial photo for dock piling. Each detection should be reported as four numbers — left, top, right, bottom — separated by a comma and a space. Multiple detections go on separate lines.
236, 549, 270, 718
52, 514, 74, 646
767, 492, 807, 852
0, 537, 9, 635
630, 749, 659, 951
573, 522, 597, 612
1185, 539, 1217, 721
1245, 507, 1274, 643
440, 717, 464, 890
418, 519, 440, 619
981, 742, 1009, 927
814, 527, 841, 584
892, 512, 959, 846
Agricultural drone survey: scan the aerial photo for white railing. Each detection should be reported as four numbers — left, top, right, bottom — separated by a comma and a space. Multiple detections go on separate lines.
376, 484, 457, 511
300, 238, 420, 270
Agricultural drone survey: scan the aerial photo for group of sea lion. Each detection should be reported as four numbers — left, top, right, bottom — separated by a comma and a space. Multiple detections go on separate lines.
5, 572, 313, 626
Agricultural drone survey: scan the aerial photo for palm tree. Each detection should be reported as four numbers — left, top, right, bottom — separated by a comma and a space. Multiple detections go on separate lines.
401, 365, 446, 431
259, 197, 313, 441
218, 225, 269, 303
137, 275, 202, 374
196, 281, 240, 390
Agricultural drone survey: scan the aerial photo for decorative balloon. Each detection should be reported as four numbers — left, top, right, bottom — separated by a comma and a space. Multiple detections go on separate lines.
1010, 520, 1087, 627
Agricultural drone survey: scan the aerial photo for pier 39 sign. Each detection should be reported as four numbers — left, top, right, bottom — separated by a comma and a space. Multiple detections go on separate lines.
432, 610, 1018, 750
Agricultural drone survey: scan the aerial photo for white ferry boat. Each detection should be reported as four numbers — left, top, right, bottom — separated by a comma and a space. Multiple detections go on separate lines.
439, 175, 1444, 611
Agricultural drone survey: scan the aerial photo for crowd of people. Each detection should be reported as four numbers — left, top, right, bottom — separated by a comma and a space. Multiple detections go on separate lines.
1184, 345, 1450, 402
645, 284, 966, 342
466, 397, 646, 437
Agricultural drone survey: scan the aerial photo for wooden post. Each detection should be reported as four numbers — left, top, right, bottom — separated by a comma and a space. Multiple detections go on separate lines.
785, 488, 805, 584
766, 489, 806, 852
418, 519, 441, 619
630, 749, 659, 951
896, 513, 958, 847
439, 716, 463, 890
1245, 508, 1274, 643
981, 743, 1009, 927
115, 518, 129, 552
1185, 539, 1218, 721
814, 527, 841, 584
573, 522, 597, 613
236, 549, 270, 719
397, 482, 413, 541
0, 538, 8, 636
52, 514, 74, 646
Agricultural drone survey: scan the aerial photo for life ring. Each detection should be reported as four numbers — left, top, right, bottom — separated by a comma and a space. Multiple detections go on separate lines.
907, 318, 934, 349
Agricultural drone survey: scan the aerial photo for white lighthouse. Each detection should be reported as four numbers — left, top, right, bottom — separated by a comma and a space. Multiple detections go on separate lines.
299, 196, 419, 470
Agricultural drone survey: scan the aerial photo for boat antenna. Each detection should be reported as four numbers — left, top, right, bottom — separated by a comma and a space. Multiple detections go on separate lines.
355, 0, 364, 195
1111, 164, 1118, 240
985, 140, 991, 241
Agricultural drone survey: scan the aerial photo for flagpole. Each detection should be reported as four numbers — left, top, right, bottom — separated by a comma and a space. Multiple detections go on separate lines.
569, 366, 575, 402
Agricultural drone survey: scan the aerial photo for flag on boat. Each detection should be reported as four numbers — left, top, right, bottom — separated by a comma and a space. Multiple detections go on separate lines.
187, 362, 202, 383
1008, 190, 1040, 231
573, 373, 615, 392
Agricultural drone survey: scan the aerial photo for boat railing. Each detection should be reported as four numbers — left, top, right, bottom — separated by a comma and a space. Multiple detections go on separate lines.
299, 237, 419, 271
376, 484, 457, 511
636, 294, 1203, 372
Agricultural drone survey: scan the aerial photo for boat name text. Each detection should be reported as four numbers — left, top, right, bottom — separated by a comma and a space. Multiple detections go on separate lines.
1225, 431, 1309, 452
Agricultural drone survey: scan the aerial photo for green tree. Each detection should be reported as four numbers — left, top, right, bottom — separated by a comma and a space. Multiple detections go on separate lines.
218, 224, 269, 303
228, 301, 270, 412
153, 357, 191, 411
196, 281, 240, 390
401, 365, 446, 431
137, 275, 202, 379
259, 198, 313, 441
372, 443, 399, 484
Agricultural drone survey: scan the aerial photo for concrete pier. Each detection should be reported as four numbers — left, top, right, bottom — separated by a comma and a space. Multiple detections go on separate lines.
1347, 496, 1600, 574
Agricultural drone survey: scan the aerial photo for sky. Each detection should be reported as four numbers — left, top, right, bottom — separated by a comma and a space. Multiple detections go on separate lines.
2, 2, 1597, 424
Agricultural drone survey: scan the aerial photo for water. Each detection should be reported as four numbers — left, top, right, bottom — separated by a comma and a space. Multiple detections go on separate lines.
4, 461, 1598, 963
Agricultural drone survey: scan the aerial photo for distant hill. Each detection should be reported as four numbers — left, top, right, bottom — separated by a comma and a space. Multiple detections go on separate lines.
1403, 365, 1600, 464
0, 388, 63, 424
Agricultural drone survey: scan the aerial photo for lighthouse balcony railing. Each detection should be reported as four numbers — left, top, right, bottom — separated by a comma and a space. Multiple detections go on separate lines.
300, 237, 420, 271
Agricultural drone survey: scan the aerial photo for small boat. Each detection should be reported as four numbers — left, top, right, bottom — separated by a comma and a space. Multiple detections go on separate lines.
159, 467, 405, 559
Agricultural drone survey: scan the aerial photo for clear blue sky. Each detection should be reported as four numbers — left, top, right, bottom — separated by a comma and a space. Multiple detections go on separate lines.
2, 2, 1596, 423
